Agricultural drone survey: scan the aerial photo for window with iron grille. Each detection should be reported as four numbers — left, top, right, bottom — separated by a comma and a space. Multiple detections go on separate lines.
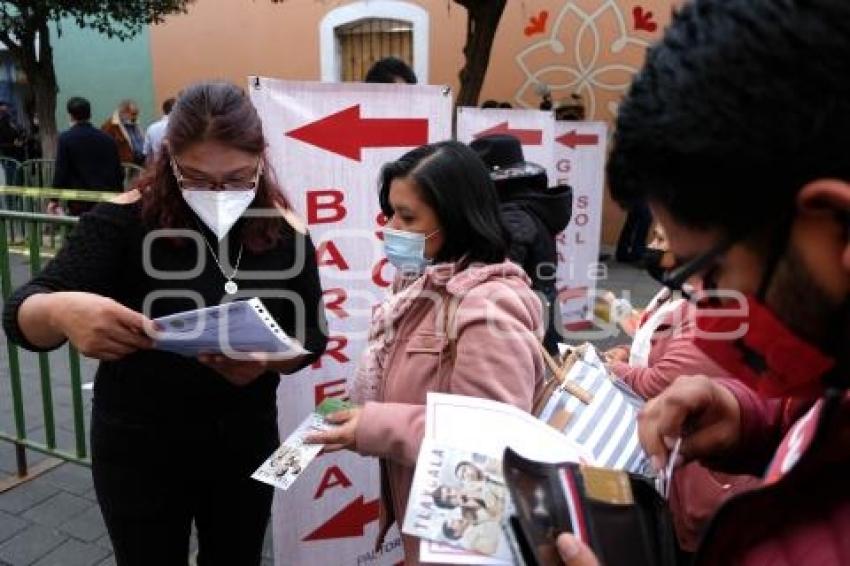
335, 18, 414, 82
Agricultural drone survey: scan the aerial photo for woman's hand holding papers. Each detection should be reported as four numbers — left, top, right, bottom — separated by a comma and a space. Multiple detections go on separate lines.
198, 352, 307, 386
39, 292, 156, 360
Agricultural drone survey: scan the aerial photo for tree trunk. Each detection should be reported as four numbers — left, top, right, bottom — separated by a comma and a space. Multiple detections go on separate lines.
34, 22, 59, 160
13, 21, 59, 160
455, 0, 507, 108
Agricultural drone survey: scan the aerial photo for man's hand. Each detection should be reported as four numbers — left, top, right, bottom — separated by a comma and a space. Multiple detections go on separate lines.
557, 534, 599, 566
638, 375, 742, 471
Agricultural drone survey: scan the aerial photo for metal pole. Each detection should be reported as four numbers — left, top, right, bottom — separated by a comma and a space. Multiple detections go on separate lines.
0, 217, 28, 476
28, 221, 56, 450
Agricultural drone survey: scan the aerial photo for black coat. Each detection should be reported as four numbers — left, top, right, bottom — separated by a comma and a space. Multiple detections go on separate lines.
0, 113, 21, 156
501, 183, 573, 354
53, 122, 124, 192
501, 184, 573, 294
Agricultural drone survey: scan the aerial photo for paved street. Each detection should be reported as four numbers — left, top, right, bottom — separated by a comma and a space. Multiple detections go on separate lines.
0, 250, 656, 566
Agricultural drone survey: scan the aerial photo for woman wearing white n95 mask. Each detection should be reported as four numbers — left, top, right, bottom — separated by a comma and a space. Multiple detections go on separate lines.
3, 81, 328, 566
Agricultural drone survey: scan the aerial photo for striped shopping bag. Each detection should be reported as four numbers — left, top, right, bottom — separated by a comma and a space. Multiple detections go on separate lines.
533, 343, 653, 476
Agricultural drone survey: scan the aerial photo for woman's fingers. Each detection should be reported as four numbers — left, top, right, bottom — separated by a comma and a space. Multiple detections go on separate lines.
90, 339, 138, 361
304, 429, 342, 445
106, 325, 155, 351
111, 304, 156, 348
323, 410, 353, 425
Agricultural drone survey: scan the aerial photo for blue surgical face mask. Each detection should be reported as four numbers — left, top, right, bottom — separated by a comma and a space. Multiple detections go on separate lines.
383, 227, 440, 275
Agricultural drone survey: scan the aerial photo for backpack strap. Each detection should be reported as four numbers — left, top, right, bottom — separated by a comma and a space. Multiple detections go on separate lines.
443, 293, 460, 362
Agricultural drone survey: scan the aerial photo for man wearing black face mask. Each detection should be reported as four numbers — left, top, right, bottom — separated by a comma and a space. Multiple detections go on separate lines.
556, 1, 850, 565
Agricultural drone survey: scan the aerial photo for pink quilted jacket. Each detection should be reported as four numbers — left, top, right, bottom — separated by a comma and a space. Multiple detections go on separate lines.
609, 296, 760, 551
353, 260, 545, 563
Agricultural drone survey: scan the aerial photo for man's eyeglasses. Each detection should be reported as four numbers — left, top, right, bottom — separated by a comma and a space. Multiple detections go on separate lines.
661, 237, 736, 293
170, 157, 262, 192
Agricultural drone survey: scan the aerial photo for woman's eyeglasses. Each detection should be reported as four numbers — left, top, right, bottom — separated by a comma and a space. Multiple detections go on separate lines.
170, 157, 262, 191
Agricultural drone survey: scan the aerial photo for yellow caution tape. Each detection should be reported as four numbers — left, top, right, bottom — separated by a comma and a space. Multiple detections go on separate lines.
0, 185, 119, 202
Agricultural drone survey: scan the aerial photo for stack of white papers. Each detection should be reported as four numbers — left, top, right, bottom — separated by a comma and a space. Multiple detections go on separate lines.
404, 393, 595, 564
153, 298, 309, 358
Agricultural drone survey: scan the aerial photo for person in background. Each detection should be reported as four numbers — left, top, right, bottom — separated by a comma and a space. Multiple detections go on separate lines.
306, 141, 544, 564
144, 96, 175, 163
52, 97, 124, 216
3, 82, 328, 566
364, 56, 417, 84
615, 200, 653, 263
603, 223, 759, 552
102, 99, 145, 165
604, 223, 715, 393
471, 134, 572, 355
0, 100, 23, 186
559, 0, 850, 564
554, 94, 586, 121
0, 100, 23, 165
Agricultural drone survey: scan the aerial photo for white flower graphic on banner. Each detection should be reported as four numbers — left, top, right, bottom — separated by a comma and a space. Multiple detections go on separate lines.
515, 0, 653, 119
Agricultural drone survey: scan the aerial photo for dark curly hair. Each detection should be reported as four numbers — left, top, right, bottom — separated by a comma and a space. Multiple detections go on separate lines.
137, 81, 290, 252
608, 0, 850, 238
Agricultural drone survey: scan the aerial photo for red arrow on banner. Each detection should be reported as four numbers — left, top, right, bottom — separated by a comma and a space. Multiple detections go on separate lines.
556, 130, 600, 149
285, 105, 429, 161
303, 495, 379, 541
473, 121, 543, 145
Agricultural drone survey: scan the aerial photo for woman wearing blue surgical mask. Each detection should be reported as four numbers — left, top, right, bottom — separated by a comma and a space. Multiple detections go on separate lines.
306, 141, 545, 563
3, 82, 328, 566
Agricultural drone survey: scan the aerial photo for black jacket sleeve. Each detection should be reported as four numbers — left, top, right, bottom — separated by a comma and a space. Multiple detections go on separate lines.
292, 232, 328, 369
2, 205, 129, 351
53, 133, 70, 189
111, 145, 124, 190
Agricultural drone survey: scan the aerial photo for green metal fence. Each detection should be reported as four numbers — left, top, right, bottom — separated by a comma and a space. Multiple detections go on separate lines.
0, 209, 91, 475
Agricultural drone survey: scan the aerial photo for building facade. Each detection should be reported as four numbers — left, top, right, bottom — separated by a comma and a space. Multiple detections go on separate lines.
38, 0, 676, 242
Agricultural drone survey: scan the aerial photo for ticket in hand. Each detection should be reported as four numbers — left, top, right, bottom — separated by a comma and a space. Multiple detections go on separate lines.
251, 398, 356, 491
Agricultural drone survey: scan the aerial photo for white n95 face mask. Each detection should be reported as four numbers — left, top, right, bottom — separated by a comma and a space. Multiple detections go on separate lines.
182, 189, 257, 240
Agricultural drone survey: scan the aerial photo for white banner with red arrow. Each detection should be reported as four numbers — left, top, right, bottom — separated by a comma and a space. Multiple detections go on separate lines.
552, 121, 608, 331
456, 108, 606, 331
456, 106, 556, 178
250, 78, 453, 566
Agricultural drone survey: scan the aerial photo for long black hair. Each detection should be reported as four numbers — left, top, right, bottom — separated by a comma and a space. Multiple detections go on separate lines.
379, 140, 508, 265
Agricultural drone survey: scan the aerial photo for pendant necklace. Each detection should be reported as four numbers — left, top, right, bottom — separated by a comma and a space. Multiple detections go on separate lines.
196, 225, 244, 295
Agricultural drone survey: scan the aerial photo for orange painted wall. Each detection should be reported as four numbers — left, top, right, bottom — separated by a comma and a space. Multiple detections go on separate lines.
149, 0, 676, 244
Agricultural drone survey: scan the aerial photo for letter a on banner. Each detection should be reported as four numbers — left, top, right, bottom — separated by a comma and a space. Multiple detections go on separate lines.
250, 78, 452, 566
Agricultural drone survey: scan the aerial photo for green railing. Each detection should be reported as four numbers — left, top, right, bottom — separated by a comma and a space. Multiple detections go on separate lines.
0, 209, 91, 475
0, 185, 116, 254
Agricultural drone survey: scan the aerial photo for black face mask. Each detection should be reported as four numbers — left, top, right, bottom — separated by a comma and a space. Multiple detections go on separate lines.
643, 249, 667, 284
